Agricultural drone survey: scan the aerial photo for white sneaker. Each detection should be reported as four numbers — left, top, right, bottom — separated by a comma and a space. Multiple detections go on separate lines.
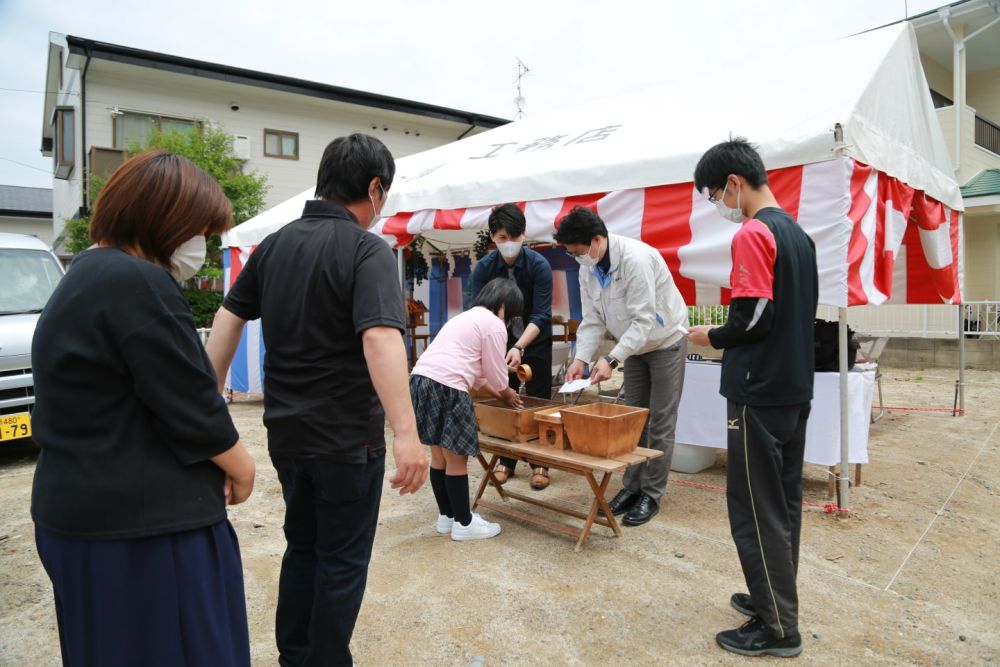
435, 514, 454, 534
451, 513, 502, 541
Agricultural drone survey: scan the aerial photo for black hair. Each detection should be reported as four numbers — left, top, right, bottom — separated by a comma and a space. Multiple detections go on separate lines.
693, 136, 768, 194
315, 133, 395, 203
472, 277, 524, 327
487, 203, 526, 237
553, 206, 608, 246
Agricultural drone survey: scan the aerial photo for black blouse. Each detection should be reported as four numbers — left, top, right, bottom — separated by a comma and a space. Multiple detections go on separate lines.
31, 247, 239, 540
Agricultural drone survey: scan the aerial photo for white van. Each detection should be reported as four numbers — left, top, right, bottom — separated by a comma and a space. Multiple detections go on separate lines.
0, 233, 65, 444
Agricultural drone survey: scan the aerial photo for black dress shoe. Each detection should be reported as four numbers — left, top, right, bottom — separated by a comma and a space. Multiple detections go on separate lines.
716, 617, 802, 658
605, 489, 640, 516
622, 494, 658, 526
731, 592, 756, 617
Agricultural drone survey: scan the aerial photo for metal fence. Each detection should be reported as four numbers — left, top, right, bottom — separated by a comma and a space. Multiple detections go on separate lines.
963, 301, 1000, 338
693, 303, 1000, 340
688, 305, 729, 326
196, 305, 998, 344
816, 304, 961, 339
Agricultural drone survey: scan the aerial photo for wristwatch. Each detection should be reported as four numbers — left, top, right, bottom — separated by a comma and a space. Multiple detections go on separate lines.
603, 354, 619, 369
513, 344, 524, 353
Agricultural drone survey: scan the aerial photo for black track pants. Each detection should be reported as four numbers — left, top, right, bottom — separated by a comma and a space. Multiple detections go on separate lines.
726, 400, 810, 639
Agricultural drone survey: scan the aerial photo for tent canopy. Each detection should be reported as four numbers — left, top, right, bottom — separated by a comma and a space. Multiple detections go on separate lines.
224, 23, 962, 309
378, 22, 959, 214
226, 22, 960, 251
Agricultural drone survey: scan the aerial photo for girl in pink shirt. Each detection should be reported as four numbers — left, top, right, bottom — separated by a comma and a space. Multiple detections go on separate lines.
410, 278, 523, 541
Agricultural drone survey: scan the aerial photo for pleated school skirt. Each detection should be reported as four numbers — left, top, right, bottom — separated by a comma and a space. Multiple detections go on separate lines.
410, 374, 480, 456
35, 520, 251, 667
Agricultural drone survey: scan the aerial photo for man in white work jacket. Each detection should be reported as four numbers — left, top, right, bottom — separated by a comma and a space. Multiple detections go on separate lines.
557, 206, 689, 526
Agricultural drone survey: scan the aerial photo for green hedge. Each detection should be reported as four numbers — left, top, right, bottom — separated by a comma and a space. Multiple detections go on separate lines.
183, 289, 223, 328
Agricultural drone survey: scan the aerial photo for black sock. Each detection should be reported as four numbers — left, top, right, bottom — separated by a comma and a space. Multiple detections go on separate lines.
445, 474, 472, 526
429, 467, 452, 518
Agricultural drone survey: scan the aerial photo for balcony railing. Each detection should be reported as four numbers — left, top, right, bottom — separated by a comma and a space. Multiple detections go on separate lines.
964, 301, 1000, 338
975, 114, 1000, 156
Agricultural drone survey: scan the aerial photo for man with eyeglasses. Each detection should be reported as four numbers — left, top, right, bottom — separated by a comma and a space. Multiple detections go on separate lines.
555, 206, 689, 526
687, 137, 818, 658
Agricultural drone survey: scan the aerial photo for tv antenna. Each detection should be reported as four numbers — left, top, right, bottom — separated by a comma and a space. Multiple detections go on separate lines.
514, 57, 530, 120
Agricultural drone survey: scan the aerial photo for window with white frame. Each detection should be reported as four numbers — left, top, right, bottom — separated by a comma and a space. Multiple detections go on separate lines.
264, 129, 299, 160
54, 107, 75, 180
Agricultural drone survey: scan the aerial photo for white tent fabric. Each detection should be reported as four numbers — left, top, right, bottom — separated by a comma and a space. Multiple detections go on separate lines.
224, 22, 958, 252
375, 23, 958, 213
226, 184, 316, 251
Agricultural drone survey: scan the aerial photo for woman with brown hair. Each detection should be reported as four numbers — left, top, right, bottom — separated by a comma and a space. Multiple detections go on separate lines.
30, 150, 256, 667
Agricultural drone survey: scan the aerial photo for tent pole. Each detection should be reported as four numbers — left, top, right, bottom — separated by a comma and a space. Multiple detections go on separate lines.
397, 248, 405, 294
958, 304, 965, 414
838, 307, 850, 514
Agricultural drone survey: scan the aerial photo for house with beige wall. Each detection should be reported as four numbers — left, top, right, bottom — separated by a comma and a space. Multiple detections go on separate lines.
40, 33, 507, 252
916, 0, 1000, 304
832, 0, 1000, 344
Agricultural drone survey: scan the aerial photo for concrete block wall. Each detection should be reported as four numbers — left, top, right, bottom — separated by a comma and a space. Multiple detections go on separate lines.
878, 338, 1000, 370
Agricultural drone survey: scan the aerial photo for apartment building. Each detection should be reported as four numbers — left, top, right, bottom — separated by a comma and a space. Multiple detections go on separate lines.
40, 33, 508, 251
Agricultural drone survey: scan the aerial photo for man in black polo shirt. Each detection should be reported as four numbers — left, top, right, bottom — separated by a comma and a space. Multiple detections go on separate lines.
468, 203, 553, 489
206, 133, 427, 667
687, 138, 818, 658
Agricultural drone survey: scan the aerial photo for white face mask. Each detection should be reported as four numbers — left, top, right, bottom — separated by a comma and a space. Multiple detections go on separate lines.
367, 183, 386, 229
169, 235, 207, 283
497, 239, 523, 259
713, 182, 746, 224
573, 240, 600, 268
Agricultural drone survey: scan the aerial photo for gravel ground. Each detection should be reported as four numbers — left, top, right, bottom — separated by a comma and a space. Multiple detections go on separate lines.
1, 367, 998, 666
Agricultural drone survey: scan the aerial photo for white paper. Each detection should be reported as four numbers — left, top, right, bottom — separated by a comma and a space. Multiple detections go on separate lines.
678, 324, 690, 335
558, 378, 592, 393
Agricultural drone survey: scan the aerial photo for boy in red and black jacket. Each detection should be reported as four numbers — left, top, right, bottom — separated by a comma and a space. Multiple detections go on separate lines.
688, 137, 819, 659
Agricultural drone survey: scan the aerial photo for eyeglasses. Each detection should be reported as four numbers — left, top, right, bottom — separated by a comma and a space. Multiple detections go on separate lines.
564, 239, 598, 258
707, 181, 734, 204
564, 244, 595, 258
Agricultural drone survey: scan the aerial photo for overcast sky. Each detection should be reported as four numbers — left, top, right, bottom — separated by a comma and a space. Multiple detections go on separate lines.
0, 0, 946, 189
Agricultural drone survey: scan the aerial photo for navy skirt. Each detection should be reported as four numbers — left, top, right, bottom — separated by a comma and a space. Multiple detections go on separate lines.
410, 375, 480, 456
35, 520, 250, 667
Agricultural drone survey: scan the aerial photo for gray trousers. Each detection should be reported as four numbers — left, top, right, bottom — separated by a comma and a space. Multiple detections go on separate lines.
621, 339, 687, 505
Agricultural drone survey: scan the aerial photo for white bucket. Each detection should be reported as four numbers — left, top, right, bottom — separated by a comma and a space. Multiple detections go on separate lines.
671, 442, 718, 473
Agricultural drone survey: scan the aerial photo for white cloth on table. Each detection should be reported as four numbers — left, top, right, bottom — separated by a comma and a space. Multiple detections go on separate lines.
675, 361, 875, 466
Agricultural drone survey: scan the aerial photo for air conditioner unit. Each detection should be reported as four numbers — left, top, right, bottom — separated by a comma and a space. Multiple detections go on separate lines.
232, 134, 251, 160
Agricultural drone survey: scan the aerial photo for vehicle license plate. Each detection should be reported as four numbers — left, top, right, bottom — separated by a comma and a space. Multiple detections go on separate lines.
0, 413, 32, 442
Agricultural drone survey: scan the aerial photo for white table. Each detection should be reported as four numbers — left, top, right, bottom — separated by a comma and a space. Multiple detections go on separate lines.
675, 361, 876, 466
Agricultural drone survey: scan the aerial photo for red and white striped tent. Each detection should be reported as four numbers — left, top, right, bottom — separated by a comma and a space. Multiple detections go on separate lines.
223, 22, 963, 397
372, 158, 960, 308
227, 23, 963, 309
